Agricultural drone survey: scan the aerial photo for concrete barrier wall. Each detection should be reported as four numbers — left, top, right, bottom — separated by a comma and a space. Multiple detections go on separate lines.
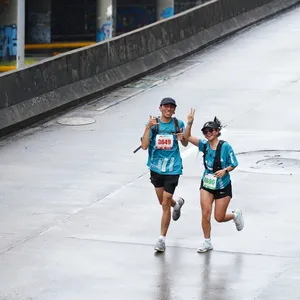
0, 0, 299, 135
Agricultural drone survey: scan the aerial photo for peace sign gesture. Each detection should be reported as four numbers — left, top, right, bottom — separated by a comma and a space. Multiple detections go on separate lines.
187, 108, 195, 124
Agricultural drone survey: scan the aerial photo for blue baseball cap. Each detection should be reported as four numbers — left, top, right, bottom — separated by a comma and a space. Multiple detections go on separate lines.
160, 97, 177, 107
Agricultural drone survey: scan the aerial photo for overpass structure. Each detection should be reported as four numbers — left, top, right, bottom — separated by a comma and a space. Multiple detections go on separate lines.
0, 1, 300, 299
0, 0, 204, 64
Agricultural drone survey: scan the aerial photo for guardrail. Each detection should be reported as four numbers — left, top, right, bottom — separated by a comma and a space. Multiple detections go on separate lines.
0, 42, 96, 72
0, 66, 15, 72
24, 42, 95, 50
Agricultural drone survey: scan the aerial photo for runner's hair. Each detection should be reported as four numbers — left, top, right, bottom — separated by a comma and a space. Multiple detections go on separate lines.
214, 116, 222, 137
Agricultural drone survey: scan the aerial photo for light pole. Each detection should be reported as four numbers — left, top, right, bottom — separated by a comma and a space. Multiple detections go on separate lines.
17, 0, 25, 69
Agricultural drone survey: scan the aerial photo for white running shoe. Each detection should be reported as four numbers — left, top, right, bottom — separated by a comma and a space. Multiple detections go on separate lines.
154, 238, 166, 252
233, 209, 244, 231
172, 197, 185, 221
197, 240, 213, 253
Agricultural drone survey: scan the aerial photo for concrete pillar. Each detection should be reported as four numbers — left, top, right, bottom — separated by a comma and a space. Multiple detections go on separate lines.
0, 0, 17, 61
96, 0, 115, 42
16, 0, 25, 69
156, 0, 174, 21
0, 0, 17, 25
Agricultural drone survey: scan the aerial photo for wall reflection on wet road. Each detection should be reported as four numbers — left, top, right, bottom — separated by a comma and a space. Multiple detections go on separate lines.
153, 248, 244, 300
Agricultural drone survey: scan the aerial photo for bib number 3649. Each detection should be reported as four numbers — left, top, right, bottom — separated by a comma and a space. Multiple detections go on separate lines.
203, 174, 217, 190
155, 135, 174, 150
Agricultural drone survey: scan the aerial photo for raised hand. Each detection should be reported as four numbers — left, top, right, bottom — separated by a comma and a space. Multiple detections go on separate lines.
187, 108, 195, 124
147, 115, 159, 128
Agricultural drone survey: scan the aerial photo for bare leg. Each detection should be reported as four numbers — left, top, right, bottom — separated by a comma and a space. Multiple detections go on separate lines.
161, 191, 173, 236
155, 187, 176, 207
214, 196, 234, 223
200, 189, 214, 238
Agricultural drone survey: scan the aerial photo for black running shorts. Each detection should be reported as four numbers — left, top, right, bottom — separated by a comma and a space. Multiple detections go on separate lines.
150, 170, 180, 195
200, 180, 232, 199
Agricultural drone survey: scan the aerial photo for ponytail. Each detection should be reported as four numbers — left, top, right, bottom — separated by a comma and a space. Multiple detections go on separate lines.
213, 116, 222, 137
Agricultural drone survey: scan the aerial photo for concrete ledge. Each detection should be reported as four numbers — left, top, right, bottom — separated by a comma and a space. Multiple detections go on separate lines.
0, 0, 299, 135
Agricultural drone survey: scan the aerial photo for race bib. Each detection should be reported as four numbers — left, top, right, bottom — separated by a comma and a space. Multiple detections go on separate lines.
155, 134, 174, 150
203, 174, 217, 190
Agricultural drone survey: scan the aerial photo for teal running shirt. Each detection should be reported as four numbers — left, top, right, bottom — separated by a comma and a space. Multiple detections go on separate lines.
147, 118, 185, 175
199, 139, 238, 189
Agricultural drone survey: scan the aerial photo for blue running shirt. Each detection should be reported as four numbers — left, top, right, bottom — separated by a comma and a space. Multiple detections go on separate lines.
147, 119, 185, 175
198, 139, 238, 189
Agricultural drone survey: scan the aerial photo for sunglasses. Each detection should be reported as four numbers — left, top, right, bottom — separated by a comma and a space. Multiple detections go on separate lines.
202, 128, 215, 135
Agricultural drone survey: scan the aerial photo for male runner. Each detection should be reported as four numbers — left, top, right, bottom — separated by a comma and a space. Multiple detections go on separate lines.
141, 97, 188, 252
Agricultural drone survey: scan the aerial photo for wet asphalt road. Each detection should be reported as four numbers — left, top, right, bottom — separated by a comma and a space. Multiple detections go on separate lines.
1, 7, 300, 300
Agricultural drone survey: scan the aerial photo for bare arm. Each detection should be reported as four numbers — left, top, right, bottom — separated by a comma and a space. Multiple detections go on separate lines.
141, 116, 158, 150
180, 137, 189, 147
141, 126, 152, 150
214, 166, 236, 178
184, 123, 199, 147
183, 108, 199, 147
225, 166, 235, 172
176, 128, 188, 147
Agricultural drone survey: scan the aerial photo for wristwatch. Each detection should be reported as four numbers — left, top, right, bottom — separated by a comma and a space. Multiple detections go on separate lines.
225, 168, 229, 173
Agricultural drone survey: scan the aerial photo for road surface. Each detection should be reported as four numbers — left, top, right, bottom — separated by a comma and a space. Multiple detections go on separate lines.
1, 7, 300, 300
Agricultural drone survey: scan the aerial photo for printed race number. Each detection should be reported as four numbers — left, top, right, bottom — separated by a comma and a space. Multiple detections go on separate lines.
155, 135, 174, 150
203, 174, 217, 190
